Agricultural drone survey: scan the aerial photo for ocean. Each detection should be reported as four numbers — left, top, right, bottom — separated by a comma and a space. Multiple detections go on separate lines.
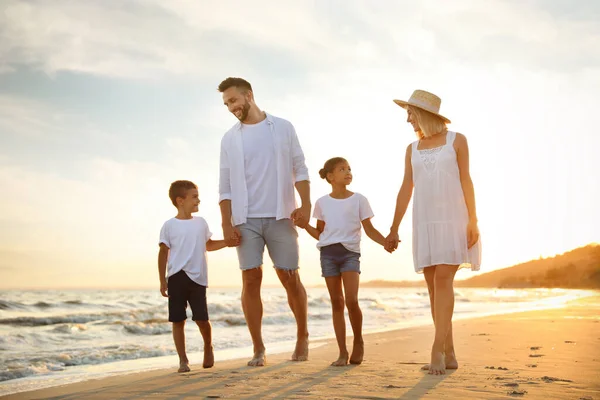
0, 287, 592, 396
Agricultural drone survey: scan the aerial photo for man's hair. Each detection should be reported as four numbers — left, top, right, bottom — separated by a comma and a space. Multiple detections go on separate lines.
218, 77, 252, 93
168, 180, 197, 207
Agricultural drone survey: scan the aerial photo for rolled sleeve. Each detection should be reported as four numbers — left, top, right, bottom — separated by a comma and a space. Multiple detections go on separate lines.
218, 138, 232, 203
290, 125, 309, 182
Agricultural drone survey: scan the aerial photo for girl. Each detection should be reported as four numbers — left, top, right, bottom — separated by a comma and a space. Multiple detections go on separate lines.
300, 157, 390, 366
385, 90, 482, 375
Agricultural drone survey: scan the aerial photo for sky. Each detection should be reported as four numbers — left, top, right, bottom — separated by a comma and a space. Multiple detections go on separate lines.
0, 0, 599, 289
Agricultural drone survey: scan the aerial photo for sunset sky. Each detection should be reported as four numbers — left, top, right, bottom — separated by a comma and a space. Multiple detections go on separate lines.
1, 0, 598, 289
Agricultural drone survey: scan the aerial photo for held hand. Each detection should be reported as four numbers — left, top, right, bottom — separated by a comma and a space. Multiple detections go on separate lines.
223, 224, 242, 247
160, 280, 168, 298
467, 220, 480, 249
291, 204, 311, 228
384, 232, 400, 252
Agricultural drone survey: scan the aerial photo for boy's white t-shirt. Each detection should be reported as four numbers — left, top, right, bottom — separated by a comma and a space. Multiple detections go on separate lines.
241, 119, 278, 217
313, 192, 374, 253
159, 216, 212, 286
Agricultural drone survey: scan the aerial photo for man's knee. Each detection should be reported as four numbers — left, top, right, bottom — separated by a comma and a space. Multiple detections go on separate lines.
277, 269, 302, 289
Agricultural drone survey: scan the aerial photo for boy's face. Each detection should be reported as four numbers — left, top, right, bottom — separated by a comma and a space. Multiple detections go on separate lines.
177, 188, 200, 213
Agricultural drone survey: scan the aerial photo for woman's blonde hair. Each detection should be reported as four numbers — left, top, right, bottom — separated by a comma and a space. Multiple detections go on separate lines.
407, 105, 447, 139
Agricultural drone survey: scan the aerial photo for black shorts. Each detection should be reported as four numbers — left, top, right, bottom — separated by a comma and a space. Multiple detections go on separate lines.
167, 270, 209, 322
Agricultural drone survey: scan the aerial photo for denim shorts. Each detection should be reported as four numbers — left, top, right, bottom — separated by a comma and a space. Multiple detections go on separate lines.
236, 218, 299, 271
319, 243, 361, 277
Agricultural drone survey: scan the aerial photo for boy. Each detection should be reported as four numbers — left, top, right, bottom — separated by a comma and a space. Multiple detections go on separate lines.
158, 180, 235, 372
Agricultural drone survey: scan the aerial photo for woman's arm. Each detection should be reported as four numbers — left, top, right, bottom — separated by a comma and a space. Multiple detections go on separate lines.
386, 144, 414, 249
455, 133, 480, 248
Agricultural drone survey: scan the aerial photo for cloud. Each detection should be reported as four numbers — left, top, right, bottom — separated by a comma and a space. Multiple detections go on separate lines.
2, 0, 598, 82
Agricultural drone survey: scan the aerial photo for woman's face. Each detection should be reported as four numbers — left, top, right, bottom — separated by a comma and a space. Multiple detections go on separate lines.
407, 108, 420, 132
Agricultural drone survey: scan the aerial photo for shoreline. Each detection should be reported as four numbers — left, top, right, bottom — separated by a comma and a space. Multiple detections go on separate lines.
3, 290, 598, 399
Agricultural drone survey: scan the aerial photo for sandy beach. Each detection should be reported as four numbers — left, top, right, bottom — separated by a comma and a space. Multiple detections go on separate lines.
5, 294, 599, 400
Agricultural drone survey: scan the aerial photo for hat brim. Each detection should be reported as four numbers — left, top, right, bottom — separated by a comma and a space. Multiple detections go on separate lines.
393, 99, 451, 124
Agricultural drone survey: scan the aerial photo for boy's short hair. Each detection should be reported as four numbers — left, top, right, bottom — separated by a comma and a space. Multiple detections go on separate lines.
169, 180, 197, 207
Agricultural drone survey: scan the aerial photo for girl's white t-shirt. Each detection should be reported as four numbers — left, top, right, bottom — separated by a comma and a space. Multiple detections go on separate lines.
159, 216, 212, 286
313, 192, 374, 253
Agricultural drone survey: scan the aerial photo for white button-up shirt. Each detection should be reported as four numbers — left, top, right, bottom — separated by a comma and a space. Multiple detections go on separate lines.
219, 113, 310, 226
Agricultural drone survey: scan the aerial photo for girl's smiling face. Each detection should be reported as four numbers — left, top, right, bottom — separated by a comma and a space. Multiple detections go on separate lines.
327, 161, 352, 185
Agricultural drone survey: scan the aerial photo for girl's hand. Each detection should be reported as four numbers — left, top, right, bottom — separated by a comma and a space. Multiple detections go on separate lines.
385, 232, 400, 252
467, 220, 479, 249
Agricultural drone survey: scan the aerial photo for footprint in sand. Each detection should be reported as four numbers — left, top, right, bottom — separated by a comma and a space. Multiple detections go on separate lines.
526, 364, 537, 368
541, 376, 573, 383
504, 383, 519, 387
529, 346, 542, 350
507, 389, 527, 396
529, 354, 545, 358
564, 340, 575, 344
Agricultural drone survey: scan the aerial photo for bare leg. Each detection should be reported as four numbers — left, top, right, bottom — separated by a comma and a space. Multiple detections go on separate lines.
172, 321, 190, 372
429, 264, 459, 375
242, 267, 266, 366
276, 269, 309, 361
421, 266, 458, 371
195, 320, 214, 368
325, 275, 348, 366
342, 272, 364, 365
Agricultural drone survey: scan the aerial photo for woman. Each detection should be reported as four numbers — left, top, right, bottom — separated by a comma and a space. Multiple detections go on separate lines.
385, 90, 482, 375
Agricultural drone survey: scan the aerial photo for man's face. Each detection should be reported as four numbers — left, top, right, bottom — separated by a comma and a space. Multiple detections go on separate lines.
222, 86, 251, 122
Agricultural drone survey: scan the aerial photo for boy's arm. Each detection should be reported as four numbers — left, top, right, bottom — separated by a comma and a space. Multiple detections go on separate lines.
302, 219, 325, 241
158, 243, 169, 297
361, 218, 390, 250
206, 239, 228, 251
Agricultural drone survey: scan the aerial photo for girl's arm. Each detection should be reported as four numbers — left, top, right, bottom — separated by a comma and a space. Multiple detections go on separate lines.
455, 133, 480, 248
303, 220, 325, 240
361, 218, 387, 247
387, 144, 414, 246
206, 239, 227, 251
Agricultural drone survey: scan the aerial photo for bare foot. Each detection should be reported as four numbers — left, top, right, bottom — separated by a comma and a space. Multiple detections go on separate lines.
421, 351, 458, 371
178, 362, 190, 373
291, 335, 309, 361
203, 345, 214, 368
349, 339, 364, 365
247, 350, 266, 367
428, 351, 446, 375
331, 352, 349, 367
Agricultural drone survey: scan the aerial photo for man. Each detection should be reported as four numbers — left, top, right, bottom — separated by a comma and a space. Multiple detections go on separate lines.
217, 77, 310, 366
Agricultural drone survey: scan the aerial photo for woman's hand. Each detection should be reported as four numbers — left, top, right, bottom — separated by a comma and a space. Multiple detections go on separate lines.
385, 231, 400, 252
467, 220, 479, 249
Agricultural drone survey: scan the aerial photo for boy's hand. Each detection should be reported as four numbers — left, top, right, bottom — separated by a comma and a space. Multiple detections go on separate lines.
160, 280, 168, 297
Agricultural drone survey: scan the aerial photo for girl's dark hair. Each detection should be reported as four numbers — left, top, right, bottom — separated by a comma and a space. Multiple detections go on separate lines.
318, 157, 348, 183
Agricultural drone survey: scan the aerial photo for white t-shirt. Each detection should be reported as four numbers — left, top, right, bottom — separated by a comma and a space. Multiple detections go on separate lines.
313, 193, 374, 253
241, 119, 278, 217
159, 216, 212, 286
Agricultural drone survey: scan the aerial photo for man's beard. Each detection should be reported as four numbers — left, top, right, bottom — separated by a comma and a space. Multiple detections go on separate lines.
236, 102, 251, 122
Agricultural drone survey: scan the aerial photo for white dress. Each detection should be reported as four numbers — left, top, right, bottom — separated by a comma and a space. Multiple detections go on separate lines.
411, 131, 481, 273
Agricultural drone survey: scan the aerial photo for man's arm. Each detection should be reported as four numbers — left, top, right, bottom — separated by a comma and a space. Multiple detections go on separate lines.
158, 243, 169, 297
290, 124, 311, 225
218, 136, 241, 246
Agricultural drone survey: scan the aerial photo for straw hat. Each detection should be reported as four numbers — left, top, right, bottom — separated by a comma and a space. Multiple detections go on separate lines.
393, 90, 451, 123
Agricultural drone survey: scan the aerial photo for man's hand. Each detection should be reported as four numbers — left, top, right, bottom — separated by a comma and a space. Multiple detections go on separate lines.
291, 204, 311, 228
385, 231, 400, 252
223, 224, 242, 247
160, 280, 168, 297
467, 220, 480, 249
